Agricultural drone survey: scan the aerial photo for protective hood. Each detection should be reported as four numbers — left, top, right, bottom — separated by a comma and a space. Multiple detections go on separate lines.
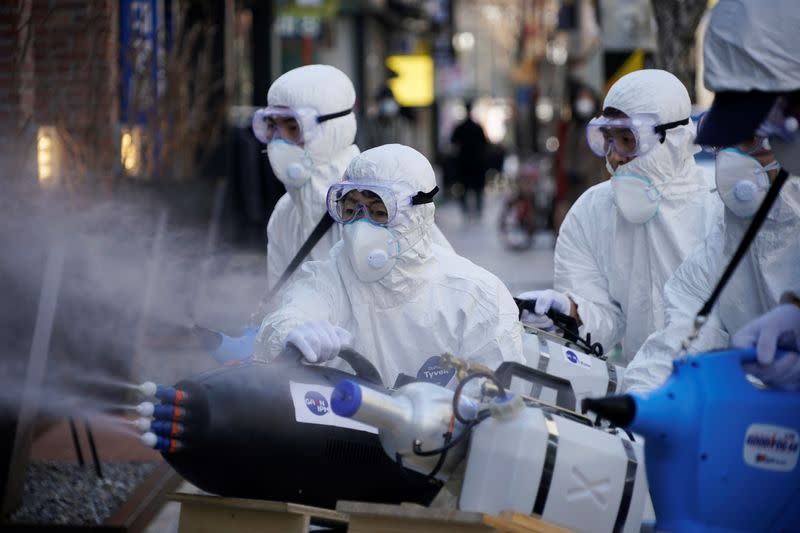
604, 69, 706, 199
703, 0, 800, 93
268, 65, 358, 161
334, 144, 438, 307
266, 64, 360, 246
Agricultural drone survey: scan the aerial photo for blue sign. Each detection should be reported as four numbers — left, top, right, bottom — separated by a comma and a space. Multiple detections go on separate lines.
305, 391, 330, 416
416, 356, 456, 387
119, 0, 171, 124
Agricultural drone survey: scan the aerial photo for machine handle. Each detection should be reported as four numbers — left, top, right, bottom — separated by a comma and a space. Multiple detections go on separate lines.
494, 361, 577, 411
514, 298, 581, 343
278, 344, 384, 386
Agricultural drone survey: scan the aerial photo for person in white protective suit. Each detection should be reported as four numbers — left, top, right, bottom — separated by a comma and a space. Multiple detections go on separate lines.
623, 0, 800, 392
254, 65, 453, 297
254, 65, 360, 294
252, 144, 524, 386
517, 69, 721, 365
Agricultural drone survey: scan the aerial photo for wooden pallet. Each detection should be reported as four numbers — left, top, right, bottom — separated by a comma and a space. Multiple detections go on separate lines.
337, 501, 573, 533
170, 491, 572, 533
171, 493, 348, 533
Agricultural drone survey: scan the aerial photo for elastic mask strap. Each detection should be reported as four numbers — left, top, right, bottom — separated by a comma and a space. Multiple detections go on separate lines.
411, 186, 439, 205
390, 224, 427, 258
316, 108, 352, 124
653, 117, 690, 143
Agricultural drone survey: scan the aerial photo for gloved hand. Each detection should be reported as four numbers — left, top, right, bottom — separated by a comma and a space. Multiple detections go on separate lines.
733, 304, 800, 390
285, 320, 353, 364
732, 304, 800, 364
516, 289, 571, 331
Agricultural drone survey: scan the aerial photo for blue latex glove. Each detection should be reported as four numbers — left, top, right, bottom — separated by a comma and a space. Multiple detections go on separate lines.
733, 304, 800, 390
213, 328, 258, 363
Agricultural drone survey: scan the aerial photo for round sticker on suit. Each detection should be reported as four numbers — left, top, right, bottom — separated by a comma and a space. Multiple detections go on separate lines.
416, 356, 456, 387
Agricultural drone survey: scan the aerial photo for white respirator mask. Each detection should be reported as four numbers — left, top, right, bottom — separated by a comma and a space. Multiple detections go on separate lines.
267, 141, 313, 188
714, 148, 779, 218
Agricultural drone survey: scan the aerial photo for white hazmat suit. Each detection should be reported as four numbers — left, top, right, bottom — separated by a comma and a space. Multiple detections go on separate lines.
254, 144, 524, 386
553, 70, 722, 365
264, 65, 360, 293
623, 178, 800, 392
262, 65, 453, 296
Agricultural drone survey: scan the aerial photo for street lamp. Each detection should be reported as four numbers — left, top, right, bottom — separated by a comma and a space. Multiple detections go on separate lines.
37, 126, 59, 186
121, 126, 143, 177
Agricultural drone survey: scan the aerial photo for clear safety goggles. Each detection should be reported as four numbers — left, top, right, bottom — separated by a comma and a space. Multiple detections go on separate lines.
326, 182, 439, 226
251, 105, 352, 145
585, 113, 690, 158
755, 96, 799, 144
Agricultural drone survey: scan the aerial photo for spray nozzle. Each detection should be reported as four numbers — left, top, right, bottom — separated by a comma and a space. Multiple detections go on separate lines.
136, 402, 154, 417
141, 432, 183, 453
133, 417, 151, 432
581, 395, 636, 427
138, 381, 157, 397
137, 382, 188, 403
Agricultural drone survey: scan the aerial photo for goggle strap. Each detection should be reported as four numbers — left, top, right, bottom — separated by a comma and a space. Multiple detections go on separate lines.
317, 108, 353, 123
411, 186, 439, 205
653, 117, 690, 143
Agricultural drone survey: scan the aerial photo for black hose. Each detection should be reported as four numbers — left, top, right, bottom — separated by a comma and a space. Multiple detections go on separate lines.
452, 372, 506, 424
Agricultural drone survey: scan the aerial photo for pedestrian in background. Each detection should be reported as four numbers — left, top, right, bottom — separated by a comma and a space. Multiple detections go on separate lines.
450, 100, 489, 220
552, 80, 607, 232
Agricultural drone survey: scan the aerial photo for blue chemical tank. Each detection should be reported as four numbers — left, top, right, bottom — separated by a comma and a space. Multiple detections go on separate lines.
583, 348, 800, 533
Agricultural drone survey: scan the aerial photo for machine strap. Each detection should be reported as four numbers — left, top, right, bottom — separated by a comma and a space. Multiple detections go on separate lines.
606, 362, 618, 395
613, 438, 638, 533
532, 412, 559, 516
530, 336, 552, 398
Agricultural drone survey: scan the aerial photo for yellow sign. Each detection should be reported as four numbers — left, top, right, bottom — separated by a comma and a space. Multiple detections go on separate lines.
386, 55, 434, 107
604, 49, 645, 95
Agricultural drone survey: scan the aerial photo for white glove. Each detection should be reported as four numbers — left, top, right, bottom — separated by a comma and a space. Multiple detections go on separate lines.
517, 289, 571, 331
285, 320, 353, 364
733, 304, 800, 390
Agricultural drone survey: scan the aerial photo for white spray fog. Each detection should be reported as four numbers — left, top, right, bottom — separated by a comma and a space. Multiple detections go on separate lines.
0, 175, 267, 434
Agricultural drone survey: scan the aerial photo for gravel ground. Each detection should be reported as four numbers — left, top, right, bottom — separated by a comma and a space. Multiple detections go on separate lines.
10, 461, 159, 526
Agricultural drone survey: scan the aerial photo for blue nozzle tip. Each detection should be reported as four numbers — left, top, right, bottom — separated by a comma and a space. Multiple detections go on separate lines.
331, 380, 362, 418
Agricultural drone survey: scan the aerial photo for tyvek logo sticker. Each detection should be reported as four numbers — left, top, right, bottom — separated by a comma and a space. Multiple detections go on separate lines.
305, 391, 330, 416
743, 424, 799, 472
416, 356, 456, 386
564, 349, 592, 369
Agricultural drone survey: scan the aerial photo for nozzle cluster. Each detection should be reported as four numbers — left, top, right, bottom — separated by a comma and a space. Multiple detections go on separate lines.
134, 381, 189, 453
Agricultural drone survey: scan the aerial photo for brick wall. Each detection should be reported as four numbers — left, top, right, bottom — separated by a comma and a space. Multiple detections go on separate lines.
0, 0, 118, 183
0, 1, 34, 177
36, 0, 119, 182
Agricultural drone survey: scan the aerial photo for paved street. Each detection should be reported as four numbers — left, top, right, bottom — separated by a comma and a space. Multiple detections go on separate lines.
435, 189, 555, 296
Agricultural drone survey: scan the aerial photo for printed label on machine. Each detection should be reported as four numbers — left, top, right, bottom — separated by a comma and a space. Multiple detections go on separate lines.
742, 424, 799, 472
563, 348, 592, 369
289, 381, 378, 434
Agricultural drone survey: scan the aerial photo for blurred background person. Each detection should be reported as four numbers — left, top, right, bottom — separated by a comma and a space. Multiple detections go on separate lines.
450, 100, 489, 220
552, 79, 607, 232
550, 80, 602, 231
357, 86, 414, 150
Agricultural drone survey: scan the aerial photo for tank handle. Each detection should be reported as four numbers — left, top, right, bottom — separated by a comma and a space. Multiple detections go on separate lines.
279, 345, 384, 386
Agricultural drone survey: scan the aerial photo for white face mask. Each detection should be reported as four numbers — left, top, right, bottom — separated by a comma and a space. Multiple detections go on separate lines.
610, 173, 662, 224
714, 148, 778, 218
342, 221, 401, 282
267, 141, 312, 188
574, 98, 595, 119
